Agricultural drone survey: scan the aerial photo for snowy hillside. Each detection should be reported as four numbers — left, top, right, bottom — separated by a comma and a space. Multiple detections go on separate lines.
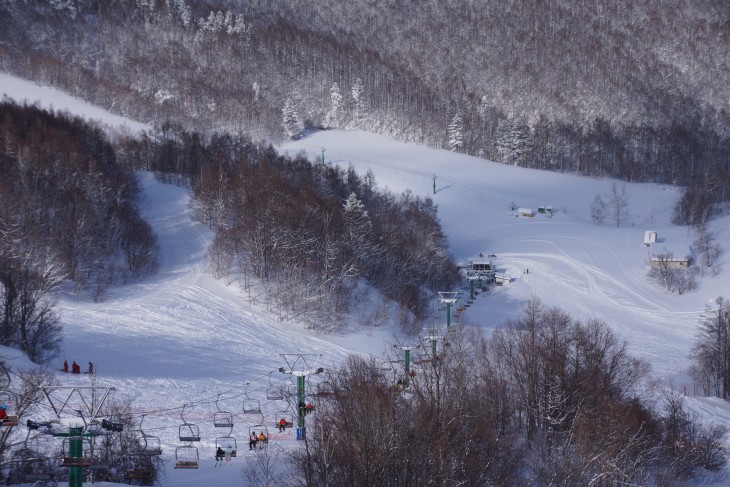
3, 72, 730, 485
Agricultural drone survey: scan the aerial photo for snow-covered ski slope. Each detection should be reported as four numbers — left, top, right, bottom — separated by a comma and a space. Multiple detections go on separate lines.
4, 71, 730, 485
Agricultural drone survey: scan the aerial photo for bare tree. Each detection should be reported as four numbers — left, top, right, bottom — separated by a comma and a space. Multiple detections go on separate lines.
608, 182, 630, 228
590, 194, 608, 225
690, 297, 730, 398
647, 252, 697, 295
0, 224, 65, 364
660, 393, 727, 481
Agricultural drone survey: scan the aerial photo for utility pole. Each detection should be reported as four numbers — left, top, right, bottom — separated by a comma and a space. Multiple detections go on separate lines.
279, 354, 323, 441
432, 174, 437, 194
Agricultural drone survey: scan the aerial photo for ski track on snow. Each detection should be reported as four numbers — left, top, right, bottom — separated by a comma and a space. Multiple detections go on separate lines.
55, 172, 350, 477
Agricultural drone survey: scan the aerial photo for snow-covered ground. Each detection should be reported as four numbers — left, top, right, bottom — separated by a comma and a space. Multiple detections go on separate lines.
3, 72, 730, 485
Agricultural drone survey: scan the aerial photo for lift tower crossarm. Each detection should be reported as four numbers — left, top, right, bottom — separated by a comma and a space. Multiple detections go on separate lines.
41, 386, 115, 422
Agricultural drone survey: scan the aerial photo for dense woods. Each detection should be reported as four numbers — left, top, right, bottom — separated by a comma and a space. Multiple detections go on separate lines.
0, 101, 159, 362
0, 0, 728, 194
291, 300, 726, 486
115, 127, 459, 331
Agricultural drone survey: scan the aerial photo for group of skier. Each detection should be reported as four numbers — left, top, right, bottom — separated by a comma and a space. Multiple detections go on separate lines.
61, 360, 93, 374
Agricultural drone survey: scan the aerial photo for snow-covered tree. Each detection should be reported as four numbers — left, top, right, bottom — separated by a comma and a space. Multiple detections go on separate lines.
496, 118, 533, 166
590, 194, 608, 225
282, 98, 300, 140
351, 78, 366, 125
324, 82, 342, 128
447, 113, 464, 152
169, 0, 191, 26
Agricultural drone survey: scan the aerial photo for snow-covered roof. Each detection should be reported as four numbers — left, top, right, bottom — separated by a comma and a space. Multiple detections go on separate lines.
649, 243, 690, 261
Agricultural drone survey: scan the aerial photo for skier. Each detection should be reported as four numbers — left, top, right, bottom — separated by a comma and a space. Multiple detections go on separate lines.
225, 444, 233, 464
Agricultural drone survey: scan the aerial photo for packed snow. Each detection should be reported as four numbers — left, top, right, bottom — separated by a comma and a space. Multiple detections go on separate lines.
3, 71, 730, 485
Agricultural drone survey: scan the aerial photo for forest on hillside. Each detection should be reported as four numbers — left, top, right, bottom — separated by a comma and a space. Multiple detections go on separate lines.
0, 101, 159, 363
114, 124, 459, 331
1, 0, 728, 193
289, 300, 727, 486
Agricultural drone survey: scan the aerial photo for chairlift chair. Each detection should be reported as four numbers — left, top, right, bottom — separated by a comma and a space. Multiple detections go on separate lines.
1, 414, 19, 427
138, 433, 162, 456
125, 468, 152, 480
243, 383, 263, 415
315, 381, 334, 398
59, 437, 100, 467
137, 414, 162, 456
243, 398, 262, 415
174, 445, 199, 469
6, 456, 53, 483
179, 423, 201, 443
213, 411, 233, 428
267, 371, 285, 400
248, 424, 269, 449
274, 404, 295, 430
266, 385, 284, 401
215, 435, 238, 457
213, 394, 234, 428
178, 404, 201, 442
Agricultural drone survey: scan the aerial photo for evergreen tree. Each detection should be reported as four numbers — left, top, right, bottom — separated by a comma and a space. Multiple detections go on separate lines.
324, 82, 343, 128
447, 113, 464, 152
282, 98, 300, 140
342, 192, 376, 276
496, 118, 533, 166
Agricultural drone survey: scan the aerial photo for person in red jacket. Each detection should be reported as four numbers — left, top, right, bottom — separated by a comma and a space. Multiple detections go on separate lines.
278, 418, 287, 432
71, 361, 80, 374
0, 404, 7, 421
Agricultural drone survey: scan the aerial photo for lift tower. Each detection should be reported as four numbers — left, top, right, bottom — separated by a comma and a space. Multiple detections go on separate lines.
278, 354, 323, 441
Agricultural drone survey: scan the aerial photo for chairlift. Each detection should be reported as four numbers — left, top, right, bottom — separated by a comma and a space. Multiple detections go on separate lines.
59, 437, 103, 468
178, 404, 200, 442
99, 417, 124, 432
267, 385, 284, 401
6, 454, 53, 483
315, 381, 334, 398
267, 371, 285, 400
137, 434, 162, 456
215, 435, 238, 458
174, 445, 199, 469
274, 404, 295, 430
1, 414, 19, 427
248, 424, 269, 449
125, 468, 152, 480
136, 414, 162, 456
213, 394, 234, 428
243, 383, 263, 415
